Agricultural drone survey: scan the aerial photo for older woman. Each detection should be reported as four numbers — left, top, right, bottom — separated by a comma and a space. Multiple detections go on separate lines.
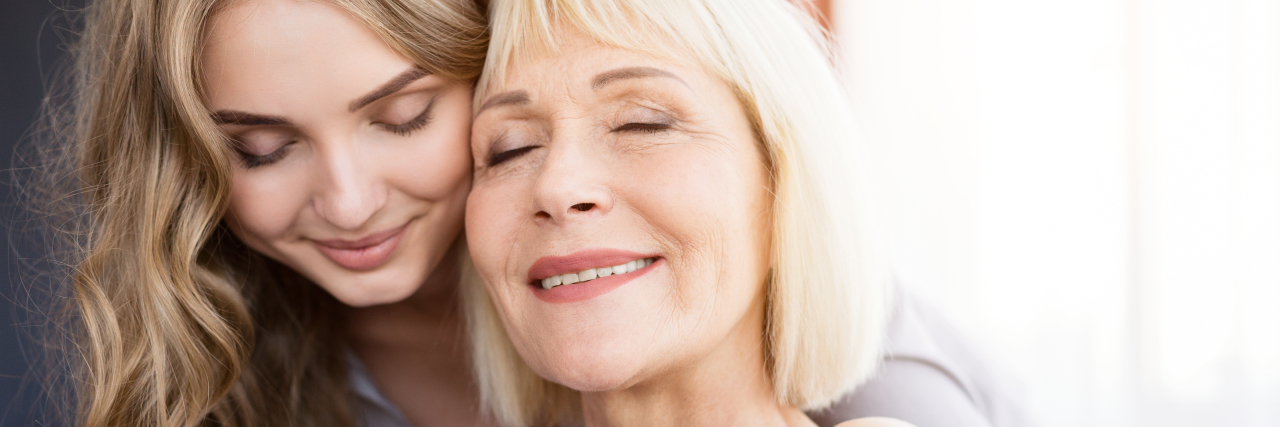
464, 0, 909, 425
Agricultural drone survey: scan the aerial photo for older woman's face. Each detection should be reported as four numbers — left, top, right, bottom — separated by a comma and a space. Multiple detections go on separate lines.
467, 32, 773, 391
203, 0, 472, 307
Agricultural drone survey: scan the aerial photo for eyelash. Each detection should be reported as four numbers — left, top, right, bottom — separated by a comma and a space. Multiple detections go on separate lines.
484, 121, 672, 167
378, 100, 435, 137
613, 121, 671, 134
487, 145, 539, 167
232, 99, 437, 169
238, 142, 294, 169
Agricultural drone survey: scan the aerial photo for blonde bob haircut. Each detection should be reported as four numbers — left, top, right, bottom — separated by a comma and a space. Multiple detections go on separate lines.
463, 0, 891, 425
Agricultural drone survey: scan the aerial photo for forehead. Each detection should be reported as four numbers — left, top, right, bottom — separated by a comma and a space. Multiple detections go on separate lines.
491, 27, 705, 90
201, 0, 410, 108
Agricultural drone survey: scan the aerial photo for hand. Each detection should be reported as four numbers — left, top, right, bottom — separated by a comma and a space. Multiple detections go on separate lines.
835, 417, 917, 427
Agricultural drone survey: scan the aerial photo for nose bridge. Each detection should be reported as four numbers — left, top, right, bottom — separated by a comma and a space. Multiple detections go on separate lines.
531, 126, 613, 223
311, 136, 387, 231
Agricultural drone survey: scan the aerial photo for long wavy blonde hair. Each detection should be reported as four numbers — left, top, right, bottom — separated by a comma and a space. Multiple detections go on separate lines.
23, 0, 487, 425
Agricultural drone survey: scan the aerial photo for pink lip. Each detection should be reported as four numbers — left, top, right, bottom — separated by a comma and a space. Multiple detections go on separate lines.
527, 249, 660, 304
313, 224, 408, 271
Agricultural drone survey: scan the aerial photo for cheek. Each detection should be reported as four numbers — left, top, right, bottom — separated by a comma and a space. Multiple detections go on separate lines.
385, 96, 474, 201
465, 181, 526, 279
634, 144, 767, 252
226, 168, 311, 244
623, 140, 773, 309
464, 183, 540, 343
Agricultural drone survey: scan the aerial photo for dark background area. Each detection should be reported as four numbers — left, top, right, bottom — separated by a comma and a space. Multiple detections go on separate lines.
3, 1, 84, 425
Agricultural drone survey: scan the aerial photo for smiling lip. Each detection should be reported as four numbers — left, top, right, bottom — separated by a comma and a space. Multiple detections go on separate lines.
313, 224, 409, 271
528, 249, 660, 304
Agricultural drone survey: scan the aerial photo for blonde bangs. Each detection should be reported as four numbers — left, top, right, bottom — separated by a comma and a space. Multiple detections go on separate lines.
475, 0, 733, 112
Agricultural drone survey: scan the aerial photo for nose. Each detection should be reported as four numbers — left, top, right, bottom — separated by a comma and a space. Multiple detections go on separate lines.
311, 140, 388, 231
531, 141, 613, 225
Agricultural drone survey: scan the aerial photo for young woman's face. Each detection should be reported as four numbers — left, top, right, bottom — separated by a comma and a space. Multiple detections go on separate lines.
466, 31, 774, 391
202, 0, 472, 306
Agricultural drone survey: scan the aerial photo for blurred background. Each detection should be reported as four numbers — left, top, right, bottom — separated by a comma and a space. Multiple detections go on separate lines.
827, 0, 1280, 426
1, 1, 83, 425
1, 0, 1277, 426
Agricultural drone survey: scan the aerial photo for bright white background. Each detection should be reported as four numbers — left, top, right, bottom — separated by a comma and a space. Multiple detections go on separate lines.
831, 0, 1280, 426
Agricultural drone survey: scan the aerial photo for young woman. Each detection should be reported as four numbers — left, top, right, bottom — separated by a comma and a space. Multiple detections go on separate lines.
32, 0, 490, 425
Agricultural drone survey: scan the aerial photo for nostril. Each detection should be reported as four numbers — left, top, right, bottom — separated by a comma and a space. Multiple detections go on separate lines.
571, 203, 594, 212
535, 211, 552, 219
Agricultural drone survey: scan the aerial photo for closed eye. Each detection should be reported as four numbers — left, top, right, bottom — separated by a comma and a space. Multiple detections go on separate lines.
377, 99, 435, 136
487, 145, 539, 166
613, 122, 671, 133
238, 142, 295, 169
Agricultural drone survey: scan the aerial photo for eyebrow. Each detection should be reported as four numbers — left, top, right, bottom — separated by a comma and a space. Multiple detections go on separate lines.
591, 66, 690, 90
212, 110, 291, 126
472, 67, 688, 117
348, 67, 430, 112
211, 67, 430, 126
475, 90, 531, 116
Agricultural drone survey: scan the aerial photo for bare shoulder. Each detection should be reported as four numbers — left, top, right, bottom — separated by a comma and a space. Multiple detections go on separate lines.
835, 417, 918, 427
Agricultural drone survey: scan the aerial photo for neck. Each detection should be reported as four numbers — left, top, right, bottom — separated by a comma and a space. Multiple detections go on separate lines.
580, 298, 815, 427
343, 239, 493, 427
345, 240, 465, 345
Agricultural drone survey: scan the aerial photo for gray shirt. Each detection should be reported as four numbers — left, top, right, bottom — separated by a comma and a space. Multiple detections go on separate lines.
349, 286, 1036, 427
349, 349, 415, 427
808, 287, 1037, 427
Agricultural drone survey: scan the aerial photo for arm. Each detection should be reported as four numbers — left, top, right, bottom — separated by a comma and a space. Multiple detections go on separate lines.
810, 357, 995, 427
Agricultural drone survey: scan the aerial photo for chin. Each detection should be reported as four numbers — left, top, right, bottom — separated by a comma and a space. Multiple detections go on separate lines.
333, 288, 412, 307
317, 266, 424, 307
527, 334, 649, 393
539, 359, 636, 393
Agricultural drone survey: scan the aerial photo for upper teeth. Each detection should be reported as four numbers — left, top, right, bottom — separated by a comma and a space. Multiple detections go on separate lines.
540, 257, 656, 290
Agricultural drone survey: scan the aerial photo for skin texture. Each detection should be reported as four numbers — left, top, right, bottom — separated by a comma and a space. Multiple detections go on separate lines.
467, 30, 801, 426
201, 1, 491, 425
